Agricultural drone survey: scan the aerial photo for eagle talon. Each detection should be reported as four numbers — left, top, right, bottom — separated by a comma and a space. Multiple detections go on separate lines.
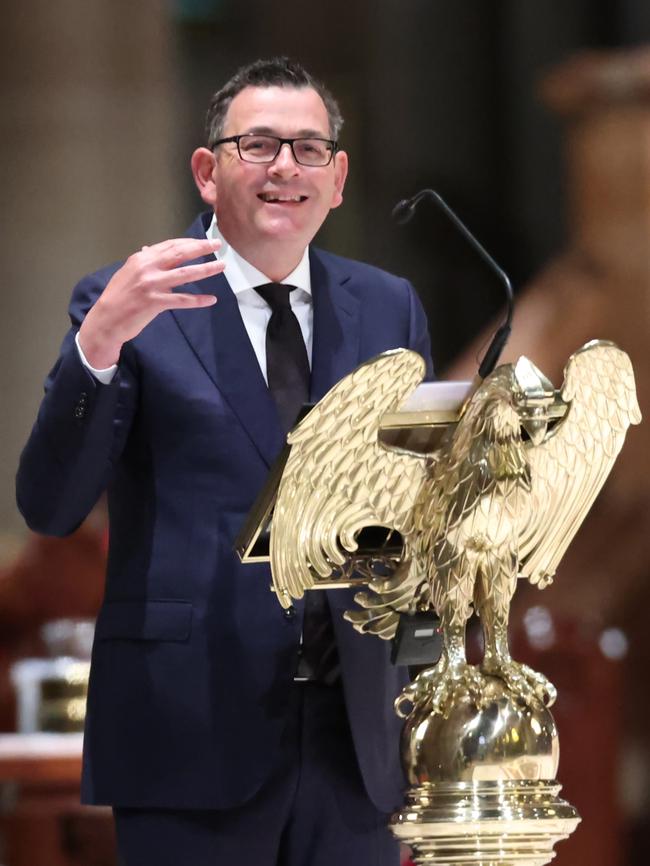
396, 660, 490, 719
481, 659, 557, 708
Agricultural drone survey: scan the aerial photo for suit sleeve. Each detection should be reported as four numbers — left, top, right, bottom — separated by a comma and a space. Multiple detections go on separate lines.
405, 280, 435, 380
16, 271, 137, 537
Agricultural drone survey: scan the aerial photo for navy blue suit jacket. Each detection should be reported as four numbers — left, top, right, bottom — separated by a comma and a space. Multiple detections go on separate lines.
16, 213, 433, 813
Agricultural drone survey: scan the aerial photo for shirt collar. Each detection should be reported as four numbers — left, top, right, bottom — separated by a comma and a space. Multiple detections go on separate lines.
206, 213, 311, 301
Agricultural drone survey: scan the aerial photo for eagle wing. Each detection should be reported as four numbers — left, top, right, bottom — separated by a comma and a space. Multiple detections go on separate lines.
270, 349, 428, 610
518, 341, 641, 587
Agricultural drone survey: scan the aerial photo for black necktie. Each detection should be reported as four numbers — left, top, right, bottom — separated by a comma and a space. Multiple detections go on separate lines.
254, 282, 340, 685
253, 283, 310, 433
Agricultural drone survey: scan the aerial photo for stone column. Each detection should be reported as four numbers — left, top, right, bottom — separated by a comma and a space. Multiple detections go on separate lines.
1, 0, 181, 539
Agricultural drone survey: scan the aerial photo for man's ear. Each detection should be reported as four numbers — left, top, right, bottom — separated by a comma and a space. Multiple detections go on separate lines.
330, 149, 349, 209
191, 147, 217, 207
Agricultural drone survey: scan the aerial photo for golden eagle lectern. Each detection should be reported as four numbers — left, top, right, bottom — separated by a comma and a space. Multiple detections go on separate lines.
267, 340, 640, 865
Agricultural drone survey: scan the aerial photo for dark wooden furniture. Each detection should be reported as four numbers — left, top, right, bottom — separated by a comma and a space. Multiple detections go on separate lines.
0, 734, 116, 866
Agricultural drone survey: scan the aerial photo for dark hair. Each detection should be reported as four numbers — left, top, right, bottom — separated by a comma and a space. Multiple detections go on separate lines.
205, 57, 343, 148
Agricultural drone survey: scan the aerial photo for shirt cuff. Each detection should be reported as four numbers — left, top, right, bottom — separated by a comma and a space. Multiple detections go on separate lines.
75, 332, 118, 385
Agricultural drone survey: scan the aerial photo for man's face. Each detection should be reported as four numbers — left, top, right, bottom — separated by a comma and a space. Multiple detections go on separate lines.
208, 86, 348, 258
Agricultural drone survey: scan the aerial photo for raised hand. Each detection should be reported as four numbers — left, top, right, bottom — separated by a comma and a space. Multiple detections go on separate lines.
78, 237, 224, 368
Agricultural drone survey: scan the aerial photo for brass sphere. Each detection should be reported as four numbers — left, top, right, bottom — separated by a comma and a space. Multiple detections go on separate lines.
402, 675, 559, 785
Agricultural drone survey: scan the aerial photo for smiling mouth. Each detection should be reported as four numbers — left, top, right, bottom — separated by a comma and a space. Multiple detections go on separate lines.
258, 193, 308, 203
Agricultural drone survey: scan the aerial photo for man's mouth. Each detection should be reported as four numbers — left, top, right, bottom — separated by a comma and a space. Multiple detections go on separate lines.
258, 193, 308, 204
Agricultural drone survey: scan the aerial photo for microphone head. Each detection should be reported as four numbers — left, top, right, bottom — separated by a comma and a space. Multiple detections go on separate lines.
391, 198, 416, 225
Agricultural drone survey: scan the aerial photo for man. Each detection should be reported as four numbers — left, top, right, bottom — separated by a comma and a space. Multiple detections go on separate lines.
17, 58, 432, 865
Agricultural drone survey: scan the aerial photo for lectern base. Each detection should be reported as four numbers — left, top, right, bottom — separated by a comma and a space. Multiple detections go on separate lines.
391, 780, 580, 866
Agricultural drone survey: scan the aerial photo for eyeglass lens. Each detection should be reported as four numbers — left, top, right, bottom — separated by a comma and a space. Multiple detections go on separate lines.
238, 135, 333, 166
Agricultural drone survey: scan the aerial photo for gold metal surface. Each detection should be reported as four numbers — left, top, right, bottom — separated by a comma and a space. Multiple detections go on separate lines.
271, 340, 640, 705
401, 676, 559, 785
380, 399, 567, 430
264, 340, 640, 865
37, 662, 89, 733
392, 780, 579, 865
393, 677, 578, 863
235, 445, 291, 563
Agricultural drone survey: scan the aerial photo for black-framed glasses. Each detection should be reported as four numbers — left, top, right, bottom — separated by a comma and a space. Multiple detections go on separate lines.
212, 134, 338, 167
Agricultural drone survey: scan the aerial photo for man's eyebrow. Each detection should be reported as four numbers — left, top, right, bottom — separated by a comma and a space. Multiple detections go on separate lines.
244, 126, 331, 138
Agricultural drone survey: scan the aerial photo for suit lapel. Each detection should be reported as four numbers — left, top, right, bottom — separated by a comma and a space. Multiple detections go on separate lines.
309, 249, 361, 402
170, 216, 284, 467
170, 216, 362, 465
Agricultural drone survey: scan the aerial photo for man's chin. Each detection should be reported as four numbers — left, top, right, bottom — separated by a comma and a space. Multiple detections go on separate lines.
255, 215, 314, 246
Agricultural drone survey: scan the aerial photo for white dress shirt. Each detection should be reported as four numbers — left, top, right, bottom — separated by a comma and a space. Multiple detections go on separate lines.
76, 214, 314, 385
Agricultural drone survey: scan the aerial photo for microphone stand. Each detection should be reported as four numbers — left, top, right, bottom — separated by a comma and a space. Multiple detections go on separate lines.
392, 189, 514, 381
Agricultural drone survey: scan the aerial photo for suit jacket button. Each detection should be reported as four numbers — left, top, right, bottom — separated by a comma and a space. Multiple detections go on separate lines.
283, 606, 296, 620
74, 396, 88, 419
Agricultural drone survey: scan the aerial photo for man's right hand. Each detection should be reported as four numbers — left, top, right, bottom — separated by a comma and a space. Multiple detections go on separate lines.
78, 237, 224, 369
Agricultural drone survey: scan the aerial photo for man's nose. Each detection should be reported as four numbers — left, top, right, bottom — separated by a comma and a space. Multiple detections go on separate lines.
269, 143, 300, 176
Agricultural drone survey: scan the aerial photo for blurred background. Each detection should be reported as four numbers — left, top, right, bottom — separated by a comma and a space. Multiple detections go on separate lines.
0, 1, 649, 864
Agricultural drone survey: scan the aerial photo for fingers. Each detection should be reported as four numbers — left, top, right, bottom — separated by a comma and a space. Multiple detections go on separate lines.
159, 292, 218, 311
143, 237, 222, 269
156, 256, 226, 292
82, 235, 225, 363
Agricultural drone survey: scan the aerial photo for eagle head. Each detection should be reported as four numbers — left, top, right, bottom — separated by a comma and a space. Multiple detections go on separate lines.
511, 357, 556, 446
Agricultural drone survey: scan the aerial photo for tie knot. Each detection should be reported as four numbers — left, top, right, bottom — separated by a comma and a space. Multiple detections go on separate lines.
254, 282, 294, 311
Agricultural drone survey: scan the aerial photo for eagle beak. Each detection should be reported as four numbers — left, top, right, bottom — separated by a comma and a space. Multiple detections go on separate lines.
522, 412, 549, 446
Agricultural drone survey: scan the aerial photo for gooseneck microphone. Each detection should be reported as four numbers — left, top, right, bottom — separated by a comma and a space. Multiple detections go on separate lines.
392, 189, 514, 379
